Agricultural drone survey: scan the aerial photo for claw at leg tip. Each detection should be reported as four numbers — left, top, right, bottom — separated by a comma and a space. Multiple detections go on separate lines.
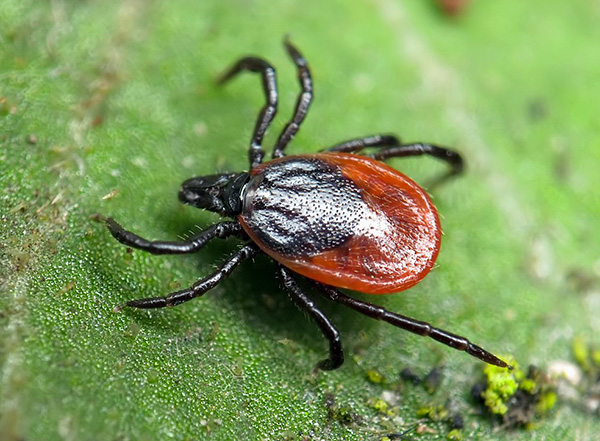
90, 213, 107, 223
113, 303, 127, 313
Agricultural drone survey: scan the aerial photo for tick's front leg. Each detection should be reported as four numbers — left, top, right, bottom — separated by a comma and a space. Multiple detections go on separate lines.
98, 216, 243, 255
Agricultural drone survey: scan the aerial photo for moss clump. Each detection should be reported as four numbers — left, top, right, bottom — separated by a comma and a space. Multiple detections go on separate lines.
573, 336, 591, 371
481, 358, 521, 415
366, 369, 385, 384
446, 428, 463, 441
416, 403, 449, 421
473, 358, 557, 428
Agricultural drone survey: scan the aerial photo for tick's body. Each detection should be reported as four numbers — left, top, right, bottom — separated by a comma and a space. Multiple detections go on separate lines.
104, 40, 509, 371
239, 153, 440, 294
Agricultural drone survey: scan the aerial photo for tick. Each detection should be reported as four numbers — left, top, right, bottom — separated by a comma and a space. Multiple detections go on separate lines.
104, 39, 509, 370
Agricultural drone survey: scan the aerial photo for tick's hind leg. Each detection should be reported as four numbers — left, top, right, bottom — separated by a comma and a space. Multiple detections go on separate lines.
117, 244, 260, 311
312, 282, 511, 369
324, 134, 464, 186
217, 56, 278, 169
271, 38, 314, 159
105, 218, 243, 255
277, 265, 344, 370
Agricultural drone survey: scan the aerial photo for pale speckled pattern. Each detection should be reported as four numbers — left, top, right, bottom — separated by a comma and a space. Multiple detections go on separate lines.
240, 156, 365, 256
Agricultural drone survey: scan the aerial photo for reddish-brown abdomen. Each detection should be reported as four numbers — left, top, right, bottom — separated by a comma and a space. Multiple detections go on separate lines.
238, 152, 441, 294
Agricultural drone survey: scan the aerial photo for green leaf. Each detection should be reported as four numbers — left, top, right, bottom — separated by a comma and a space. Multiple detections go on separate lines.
2, 0, 599, 439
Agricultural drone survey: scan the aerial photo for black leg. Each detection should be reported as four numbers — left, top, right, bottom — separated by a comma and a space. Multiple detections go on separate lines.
277, 265, 344, 371
371, 143, 463, 177
312, 282, 511, 369
217, 56, 278, 169
324, 134, 464, 185
106, 218, 243, 255
324, 134, 402, 153
116, 244, 260, 311
271, 39, 314, 159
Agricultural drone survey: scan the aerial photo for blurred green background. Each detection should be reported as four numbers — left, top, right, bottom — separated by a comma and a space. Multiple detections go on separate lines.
2, 0, 599, 439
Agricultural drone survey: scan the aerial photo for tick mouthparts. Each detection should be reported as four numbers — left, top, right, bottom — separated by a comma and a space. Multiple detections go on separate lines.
178, 182, 201, 205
